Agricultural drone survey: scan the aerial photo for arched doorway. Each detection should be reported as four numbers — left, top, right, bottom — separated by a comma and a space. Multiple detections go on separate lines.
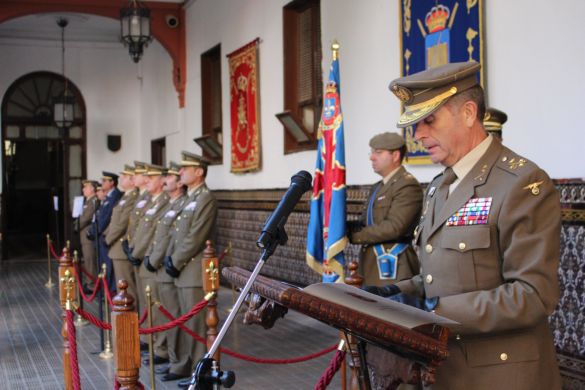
1, 71, 86, 259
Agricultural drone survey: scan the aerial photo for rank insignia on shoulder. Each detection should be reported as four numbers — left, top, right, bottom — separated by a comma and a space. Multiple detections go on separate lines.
377, 195, 386, 201
446, 197, 492, 226
428, 186, 436, 197
508, 157, 526, 170
523, 181, 544, 196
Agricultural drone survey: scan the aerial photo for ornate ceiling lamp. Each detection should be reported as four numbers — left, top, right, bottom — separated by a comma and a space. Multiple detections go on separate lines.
120, 0, 153, 63
53, 17, 75, 130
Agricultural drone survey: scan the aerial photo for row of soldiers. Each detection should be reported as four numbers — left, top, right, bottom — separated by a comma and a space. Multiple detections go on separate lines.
77, 152, 216, 387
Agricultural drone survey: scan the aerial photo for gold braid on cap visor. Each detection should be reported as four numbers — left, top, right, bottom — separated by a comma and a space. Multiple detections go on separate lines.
483, 121, 503, 131
398, 86, 458, 126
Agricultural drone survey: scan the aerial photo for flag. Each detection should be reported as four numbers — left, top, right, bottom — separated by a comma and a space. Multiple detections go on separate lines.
306, 46, 347, 283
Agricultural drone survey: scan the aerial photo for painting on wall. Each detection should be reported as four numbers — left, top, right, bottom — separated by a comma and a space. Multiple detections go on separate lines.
399, 0, 485, 164
228, 38, 261, 173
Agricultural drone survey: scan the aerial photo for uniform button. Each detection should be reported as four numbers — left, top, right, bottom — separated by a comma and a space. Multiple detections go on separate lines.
458, 242, 466, 251
425, 274, 433, 284
500, 353, 508, 361
425, 244, 433, 253
177, 216, 181, 220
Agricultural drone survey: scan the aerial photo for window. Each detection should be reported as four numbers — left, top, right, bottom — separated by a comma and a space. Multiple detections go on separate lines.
198, 44, 223, 164
281, 0, 322, 154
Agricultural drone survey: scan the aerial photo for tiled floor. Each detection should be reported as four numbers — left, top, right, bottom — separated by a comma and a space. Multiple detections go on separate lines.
0, 260, 343, 389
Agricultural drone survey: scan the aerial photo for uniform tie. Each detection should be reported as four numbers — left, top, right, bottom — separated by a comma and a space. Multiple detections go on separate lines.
433, 167, 457, 224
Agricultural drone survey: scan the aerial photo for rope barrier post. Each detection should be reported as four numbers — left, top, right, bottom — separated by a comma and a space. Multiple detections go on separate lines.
146, 285, 156, 390
203, 240, 220, 363
344, 259, 364, 390
45, 234, 55, 288
73, 250, 89, 327
112, 279, 141, 389
99, 263, 114, 360
58, 248, 75, 390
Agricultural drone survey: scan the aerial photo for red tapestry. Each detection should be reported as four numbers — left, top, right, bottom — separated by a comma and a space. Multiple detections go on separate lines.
228, 38, 261, 173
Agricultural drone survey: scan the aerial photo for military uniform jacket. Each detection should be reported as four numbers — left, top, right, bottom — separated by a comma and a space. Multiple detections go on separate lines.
132, 192, 170, 277
89, 187, 122, 238
350, 166, 423, 285
146, 194, 188, 283
127, 190, 152, 248
396, 139, 561, 390
166, 184, 217, 288
104, 188, 139, 259
79, 196, 98, 248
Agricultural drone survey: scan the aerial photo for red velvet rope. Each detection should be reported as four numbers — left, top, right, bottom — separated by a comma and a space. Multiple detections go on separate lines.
138, 308, 148, 325
76, 307, 112, 330
75, 299, 208, 334
314, 349, 346, 390
73, 266, 102, 302
138, 299, 208, 334
157, 304, 338, 364
102, 278, 115, 307
66, 310, 81, 390
48, 240, 63, 260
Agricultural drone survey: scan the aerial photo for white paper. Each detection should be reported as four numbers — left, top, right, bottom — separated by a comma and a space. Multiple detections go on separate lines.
72, 196, 84, 218
53, 196, 59, 211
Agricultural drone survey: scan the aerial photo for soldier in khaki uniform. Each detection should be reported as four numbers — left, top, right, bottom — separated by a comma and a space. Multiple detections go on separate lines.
380, 62, 561, 389
348, 132, 423, 286
105, 165, 139, 298
164, 152, 217, 387
143, 162, 189, 381
483, 107, 507, 141
79, 180, 99, 288
130, 164, 171, 365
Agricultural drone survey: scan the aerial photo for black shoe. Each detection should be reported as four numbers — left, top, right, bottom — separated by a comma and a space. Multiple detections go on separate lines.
160, 373, 188, 382
143, 355, 169, 365
177, 377, 194, 388
140, 342, 148, 352
155, 365, 170, 375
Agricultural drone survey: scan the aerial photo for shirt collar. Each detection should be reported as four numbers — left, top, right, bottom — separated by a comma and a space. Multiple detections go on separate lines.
450, 135, 493, 191
382, 166, 401, 185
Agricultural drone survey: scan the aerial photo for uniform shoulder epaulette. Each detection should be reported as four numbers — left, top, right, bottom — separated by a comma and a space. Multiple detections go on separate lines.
496, 147, 537, 176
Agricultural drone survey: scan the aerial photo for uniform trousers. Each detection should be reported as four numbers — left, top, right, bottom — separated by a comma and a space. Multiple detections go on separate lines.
158, 282, 183, 374
137, 273, 168, 358
112, 259, 138, 306
81, 241, 97, 282
98, 237, 116, 292
176, 286, 206, 376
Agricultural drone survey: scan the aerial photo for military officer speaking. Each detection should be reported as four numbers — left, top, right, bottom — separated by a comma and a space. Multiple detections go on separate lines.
376, 61, 562, 389
348, 132, 422, 287
164, 152, 217, 388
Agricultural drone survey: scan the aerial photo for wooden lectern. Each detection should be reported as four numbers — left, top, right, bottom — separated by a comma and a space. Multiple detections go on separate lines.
223, 266, 456, 389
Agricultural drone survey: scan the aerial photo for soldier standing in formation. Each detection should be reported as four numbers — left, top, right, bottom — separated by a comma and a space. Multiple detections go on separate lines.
79, 179, 99, 291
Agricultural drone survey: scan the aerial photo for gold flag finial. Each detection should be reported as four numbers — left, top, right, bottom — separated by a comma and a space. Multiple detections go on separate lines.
331, 40, 340, 60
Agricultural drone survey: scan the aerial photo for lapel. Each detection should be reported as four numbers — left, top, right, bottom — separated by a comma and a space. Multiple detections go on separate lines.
375, 165, 405, 201
427, 140, 502, 239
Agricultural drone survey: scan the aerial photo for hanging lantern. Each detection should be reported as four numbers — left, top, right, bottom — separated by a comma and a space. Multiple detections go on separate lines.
53, 17, 75, 130
120, 0, 153, 63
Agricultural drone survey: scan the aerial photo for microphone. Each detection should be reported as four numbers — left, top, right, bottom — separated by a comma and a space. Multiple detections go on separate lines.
256, 170, 312, 251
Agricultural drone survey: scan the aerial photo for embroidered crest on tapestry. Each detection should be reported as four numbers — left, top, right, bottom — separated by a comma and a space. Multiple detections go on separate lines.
228, 38, 261, 173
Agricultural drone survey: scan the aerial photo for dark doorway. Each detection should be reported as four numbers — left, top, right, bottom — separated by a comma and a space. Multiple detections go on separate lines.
1, 72, 86, 260
151, 137, 166, 165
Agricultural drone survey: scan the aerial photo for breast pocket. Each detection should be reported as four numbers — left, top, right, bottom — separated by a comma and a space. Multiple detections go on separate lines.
441, 225, 491, 291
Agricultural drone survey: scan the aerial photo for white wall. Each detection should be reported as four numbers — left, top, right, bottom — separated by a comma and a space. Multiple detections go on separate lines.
0, 38, 143, 183
1, 0, 583, 194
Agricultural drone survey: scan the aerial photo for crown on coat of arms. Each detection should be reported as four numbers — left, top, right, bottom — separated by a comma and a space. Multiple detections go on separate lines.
425, 4, 450, 33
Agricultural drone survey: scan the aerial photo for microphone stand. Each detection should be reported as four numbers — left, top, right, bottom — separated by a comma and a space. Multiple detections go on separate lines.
187, 224, 288, 390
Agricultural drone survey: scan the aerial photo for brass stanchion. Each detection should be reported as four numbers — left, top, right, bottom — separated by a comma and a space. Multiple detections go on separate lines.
73, 250, 89, 327
146, 285, 156, 390
45, 234, 55, 288
99, 263, 114, 360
